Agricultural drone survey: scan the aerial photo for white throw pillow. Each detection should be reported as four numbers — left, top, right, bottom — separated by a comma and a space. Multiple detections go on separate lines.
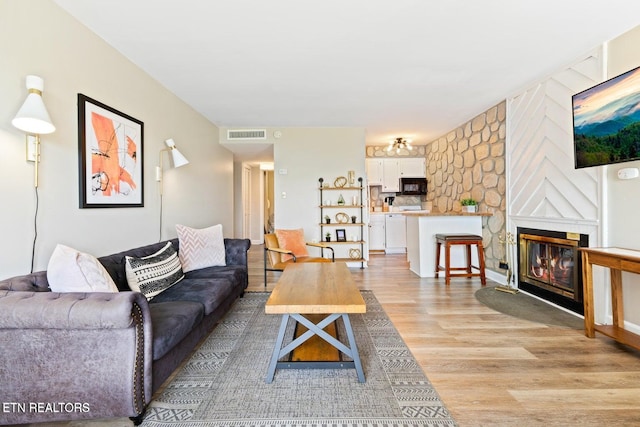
125, 242, 184, 300
176, 224, 226, 272
47, 244, 119, 293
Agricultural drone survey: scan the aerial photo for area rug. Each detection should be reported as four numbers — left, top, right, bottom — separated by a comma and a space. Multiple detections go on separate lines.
141, 291, 457, 427
475, 286, 583, 329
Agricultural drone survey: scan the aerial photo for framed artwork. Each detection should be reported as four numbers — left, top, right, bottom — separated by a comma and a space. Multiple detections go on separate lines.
78, 94, 144, 208
336, 229, 347, 242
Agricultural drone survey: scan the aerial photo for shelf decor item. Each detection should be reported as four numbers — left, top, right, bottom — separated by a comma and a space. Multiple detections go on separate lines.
334, 176, 347, 188
335, 212, 349, 224
337, 194, 345, 205
349, 248, 361, 259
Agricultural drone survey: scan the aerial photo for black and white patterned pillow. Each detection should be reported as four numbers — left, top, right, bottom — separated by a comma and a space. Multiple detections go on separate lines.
125, 242, 184, 300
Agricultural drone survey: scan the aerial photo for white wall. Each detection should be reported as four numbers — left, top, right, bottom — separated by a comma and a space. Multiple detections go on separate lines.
605, 26, 640, 327
507, 24, 640, 330
0, 0, 233, 276
506, 50, 604, 318
274, 128, 366, 259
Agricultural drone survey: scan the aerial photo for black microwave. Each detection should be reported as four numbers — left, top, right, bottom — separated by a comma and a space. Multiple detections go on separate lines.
399, 177, 427, 195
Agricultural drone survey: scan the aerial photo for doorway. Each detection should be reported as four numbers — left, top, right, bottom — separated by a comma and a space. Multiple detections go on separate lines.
241, 163, 274, 244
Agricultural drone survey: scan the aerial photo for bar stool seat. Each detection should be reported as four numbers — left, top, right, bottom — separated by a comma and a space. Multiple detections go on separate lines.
435, 233, 486, 286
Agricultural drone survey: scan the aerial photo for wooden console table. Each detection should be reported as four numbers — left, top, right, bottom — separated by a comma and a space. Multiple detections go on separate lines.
580, 247, 640, 350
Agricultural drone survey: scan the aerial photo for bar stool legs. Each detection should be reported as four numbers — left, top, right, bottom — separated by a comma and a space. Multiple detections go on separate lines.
435, 234, 486, 286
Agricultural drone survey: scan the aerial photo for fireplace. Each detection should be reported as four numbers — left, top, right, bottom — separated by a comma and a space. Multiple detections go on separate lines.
517, 228, 588, 314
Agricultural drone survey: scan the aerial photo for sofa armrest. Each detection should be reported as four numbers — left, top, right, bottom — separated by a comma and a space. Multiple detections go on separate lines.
0, 290, 148, 329
0, 270, 49, 292
224, 238, 251, 267
0, 291, 153, 423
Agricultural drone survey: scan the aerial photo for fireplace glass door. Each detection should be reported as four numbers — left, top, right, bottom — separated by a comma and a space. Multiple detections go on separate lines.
526, 240, 576, 295
517, 228, 587, 314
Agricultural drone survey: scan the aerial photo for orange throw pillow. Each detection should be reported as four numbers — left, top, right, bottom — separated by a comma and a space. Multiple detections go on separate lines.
275, 228, 309, 262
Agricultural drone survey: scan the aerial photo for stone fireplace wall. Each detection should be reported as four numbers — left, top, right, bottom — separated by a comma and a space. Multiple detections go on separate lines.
425, 102, 507, 273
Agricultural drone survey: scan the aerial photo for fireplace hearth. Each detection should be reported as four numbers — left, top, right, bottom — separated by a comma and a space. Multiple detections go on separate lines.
517, 228, 588, 314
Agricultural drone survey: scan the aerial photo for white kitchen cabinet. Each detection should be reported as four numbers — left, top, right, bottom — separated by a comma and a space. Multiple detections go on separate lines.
369, 214, 386, 251
385, 213, 407, 254
368, 157, 426, 190
382, 159, 400, 192
399, 158, 426, 177
365, 159, 384, 185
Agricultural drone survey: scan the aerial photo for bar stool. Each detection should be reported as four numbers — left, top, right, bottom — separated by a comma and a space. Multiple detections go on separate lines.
435, 234, 486, 286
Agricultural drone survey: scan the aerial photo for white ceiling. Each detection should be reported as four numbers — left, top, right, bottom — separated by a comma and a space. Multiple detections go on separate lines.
54, 0, 640, 161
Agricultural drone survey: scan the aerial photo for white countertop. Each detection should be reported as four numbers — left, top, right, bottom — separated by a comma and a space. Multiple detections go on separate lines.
402, 211, 492, 217
371, 210, 491, 217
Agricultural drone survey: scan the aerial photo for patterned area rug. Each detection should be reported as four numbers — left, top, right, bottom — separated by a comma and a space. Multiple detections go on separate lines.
141, 291, 457, 427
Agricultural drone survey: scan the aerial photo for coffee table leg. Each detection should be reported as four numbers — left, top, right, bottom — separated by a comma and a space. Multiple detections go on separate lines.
342, 314, 365, 383
266, 314, 289, 383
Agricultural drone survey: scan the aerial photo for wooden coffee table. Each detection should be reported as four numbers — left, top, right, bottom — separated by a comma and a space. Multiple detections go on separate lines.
265, 262, 366, 383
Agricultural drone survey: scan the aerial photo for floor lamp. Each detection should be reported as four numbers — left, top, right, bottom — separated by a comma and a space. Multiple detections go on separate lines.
156, 138, 189, 240
12, 75, 56, 272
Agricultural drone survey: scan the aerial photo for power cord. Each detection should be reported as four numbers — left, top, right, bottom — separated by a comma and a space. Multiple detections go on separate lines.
159, 193, 163, 242
31, 186, 39, 274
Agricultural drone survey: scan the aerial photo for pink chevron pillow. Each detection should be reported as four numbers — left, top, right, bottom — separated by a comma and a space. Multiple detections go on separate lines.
176, 224, 226, 272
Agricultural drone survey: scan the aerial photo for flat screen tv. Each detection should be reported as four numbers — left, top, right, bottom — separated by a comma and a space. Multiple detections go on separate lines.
572, 65, 640, 169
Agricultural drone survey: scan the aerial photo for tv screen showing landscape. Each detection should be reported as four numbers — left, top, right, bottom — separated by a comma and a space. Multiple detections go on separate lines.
572, 65, 640, 168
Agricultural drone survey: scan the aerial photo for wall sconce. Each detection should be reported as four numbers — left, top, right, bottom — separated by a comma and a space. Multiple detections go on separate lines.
12, 75, 56, 188
156, 138, 189, 240
156, 138, 189, 192
12, 75, 55, 273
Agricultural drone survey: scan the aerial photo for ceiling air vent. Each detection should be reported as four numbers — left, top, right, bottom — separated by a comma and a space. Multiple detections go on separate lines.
227, 129, 267, 140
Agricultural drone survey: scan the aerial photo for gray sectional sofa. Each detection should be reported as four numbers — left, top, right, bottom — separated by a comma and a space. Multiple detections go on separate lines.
0, 237, 251, 425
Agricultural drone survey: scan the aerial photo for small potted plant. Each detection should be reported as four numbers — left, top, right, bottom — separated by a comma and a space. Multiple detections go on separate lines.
325, 232, 331, 242
324, 214, 331, 224
460, 198, 478, 213
351, 215, 357, 224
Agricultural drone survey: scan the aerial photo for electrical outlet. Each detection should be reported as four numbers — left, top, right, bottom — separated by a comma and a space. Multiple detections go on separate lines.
499, 262, 509, 270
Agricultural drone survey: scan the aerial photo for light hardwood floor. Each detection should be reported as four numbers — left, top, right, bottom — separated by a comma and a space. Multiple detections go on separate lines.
251, 245, 640, 426
24, 245, 640, 427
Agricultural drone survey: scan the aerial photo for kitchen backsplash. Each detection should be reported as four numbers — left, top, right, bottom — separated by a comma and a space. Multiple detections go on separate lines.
369, 186, 423, 209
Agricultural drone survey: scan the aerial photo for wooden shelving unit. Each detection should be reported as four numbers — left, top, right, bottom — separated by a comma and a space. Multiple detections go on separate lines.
318, 177, 365, 268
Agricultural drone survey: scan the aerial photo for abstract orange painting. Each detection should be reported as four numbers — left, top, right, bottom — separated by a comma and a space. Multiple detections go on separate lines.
78, 94, 143, 208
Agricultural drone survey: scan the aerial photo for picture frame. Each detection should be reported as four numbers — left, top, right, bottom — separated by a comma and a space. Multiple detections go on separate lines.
78, 94, 144, 208
336, 229, 347, 242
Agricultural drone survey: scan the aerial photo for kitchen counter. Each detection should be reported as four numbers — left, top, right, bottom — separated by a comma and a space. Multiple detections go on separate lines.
404, 211, 490, 278
402, 211, 493, 217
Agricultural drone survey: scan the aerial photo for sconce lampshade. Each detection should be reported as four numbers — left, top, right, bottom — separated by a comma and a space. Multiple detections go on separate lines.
165, 138, 189, 168
12, 75, 55, 135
